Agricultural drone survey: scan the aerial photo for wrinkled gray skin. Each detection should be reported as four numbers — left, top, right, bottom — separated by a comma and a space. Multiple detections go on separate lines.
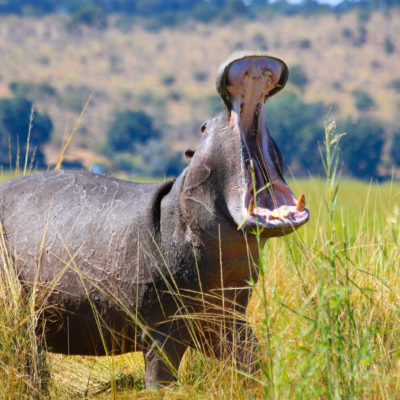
0, 52, 309, 386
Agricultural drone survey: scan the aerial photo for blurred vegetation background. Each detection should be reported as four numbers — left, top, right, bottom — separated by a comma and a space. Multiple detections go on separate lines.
0, 0, 399, 179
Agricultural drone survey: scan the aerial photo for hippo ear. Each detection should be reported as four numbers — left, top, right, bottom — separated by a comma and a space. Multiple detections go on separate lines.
216, 51, 288, 110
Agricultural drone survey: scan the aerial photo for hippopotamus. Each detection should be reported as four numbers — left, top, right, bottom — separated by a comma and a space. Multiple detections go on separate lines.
0, 51, 309, 386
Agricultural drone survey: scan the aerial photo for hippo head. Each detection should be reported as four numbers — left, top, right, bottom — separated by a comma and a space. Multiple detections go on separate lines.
182, 51, 309, 240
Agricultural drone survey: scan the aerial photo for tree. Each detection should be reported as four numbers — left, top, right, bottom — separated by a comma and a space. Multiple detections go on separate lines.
289, 65, 309, 89
265, 91, 326, 175
352, 89, 375, 111
0, 96, 52, 168
68, 3, 107, 30
338, 117, 384, 179
106, 109, 159, 153
390, 129, 400, 167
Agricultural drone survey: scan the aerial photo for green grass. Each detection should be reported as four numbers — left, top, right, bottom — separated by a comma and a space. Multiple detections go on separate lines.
0, 128, 400, 398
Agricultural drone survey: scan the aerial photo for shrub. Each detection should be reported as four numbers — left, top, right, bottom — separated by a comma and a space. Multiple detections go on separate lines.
67, 3, 107, 30
384, 37, 395, 55
192, 2, 218, 23
193, 70, 209, 82
338, 117, 384, 179
266, 91, 325, 175
9, 81, 57, 100
388, 78, 400, 93
390, 130, 400, 167
297, 38, 312, 49
0, 96, 52, 168
289, 64, 308, 89
252, 33, 268, 50
341, 27, 353, 39
161, 74, 176, 86
352, 89, 375, 111
58, 85, 95, 113
107, 109, 159, 153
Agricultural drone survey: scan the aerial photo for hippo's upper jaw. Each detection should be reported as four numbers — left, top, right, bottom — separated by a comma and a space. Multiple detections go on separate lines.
217, 52, 310, 237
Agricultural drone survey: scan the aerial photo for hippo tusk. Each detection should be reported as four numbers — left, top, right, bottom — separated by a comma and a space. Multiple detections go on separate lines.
296, 194, 306, 211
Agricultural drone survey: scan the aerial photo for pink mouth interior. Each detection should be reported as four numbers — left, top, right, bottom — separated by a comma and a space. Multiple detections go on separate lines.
225, 56, 309, 229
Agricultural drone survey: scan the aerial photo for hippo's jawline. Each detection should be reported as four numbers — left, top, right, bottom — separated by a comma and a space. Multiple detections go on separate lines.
225, 56, 309, 233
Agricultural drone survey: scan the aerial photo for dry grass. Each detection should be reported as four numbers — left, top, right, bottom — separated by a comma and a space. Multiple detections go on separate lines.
1, 120, 400, 399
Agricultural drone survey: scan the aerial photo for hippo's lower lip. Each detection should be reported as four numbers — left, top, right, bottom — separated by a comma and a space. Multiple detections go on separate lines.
246, 205, 310, 234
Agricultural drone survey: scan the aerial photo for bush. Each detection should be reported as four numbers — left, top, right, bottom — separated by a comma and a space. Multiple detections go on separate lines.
193, 70, 209, 82
337, 117, 384, 179
390, 130, 400, 167
107, 109, 159, 153
0, 96, 52, 168
384, 37, 395, 55
58, 85, 95, 113
297, 38, 312, 49
192, 2, 218, 23
352, 89, 375, 111
388, 78, 400, 93
161, 74, 176, 86
289, 64, 309, 89
67, 4, 107, 30
266, 91, 325, 175
9, 81, 57, 100
251, 33, 268, 50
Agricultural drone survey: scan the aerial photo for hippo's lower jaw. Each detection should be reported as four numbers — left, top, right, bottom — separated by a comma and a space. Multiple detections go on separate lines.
241, 178, 310, 236
220, 53, 310, 236
243, 204, 310, 236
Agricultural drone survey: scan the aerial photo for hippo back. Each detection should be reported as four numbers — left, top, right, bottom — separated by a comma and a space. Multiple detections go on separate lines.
0, 170, 175, 354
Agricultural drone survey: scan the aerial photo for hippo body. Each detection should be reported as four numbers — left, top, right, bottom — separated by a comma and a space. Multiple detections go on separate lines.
0, 52, 309, 385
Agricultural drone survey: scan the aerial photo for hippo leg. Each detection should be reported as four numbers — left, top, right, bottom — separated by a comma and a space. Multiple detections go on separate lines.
216, 321, 259, 375
234, 323, 260, 374
24, 341, 50, 398
144, 327, 187, 387
194, 317, 259, 376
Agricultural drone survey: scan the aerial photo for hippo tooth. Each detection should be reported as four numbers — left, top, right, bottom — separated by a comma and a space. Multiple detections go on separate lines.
248, 198, 255, 215
296, 194, 306, 211
270, 207, 290, 219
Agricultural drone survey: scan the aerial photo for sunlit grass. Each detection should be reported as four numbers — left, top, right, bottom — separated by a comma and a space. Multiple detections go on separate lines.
0, 121, 400, 398
1, 169, 399, 399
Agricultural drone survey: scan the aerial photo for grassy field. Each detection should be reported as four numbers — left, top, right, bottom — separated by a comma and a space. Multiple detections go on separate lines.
0, 10, 399, 168
1, 125, 400, 399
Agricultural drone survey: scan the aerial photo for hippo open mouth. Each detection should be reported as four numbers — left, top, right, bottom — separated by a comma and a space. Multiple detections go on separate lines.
217, 53, 310, 235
